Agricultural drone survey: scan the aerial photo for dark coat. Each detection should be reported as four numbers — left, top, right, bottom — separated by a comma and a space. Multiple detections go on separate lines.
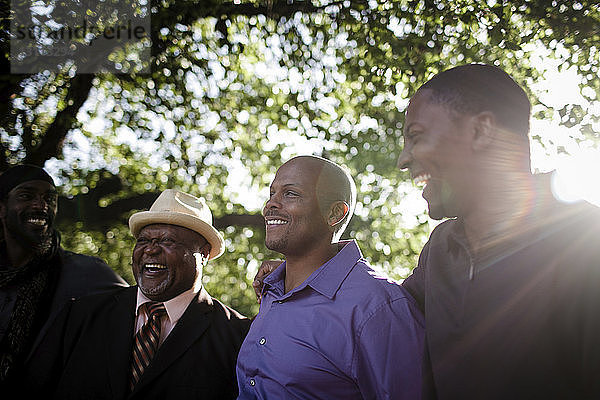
403, 197, 600, 399
26, 249, 127, 361
51, 286, 250, 400
1, 248, 126, 392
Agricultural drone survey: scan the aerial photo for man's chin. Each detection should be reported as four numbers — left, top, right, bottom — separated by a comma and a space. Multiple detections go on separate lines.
427, 210, 445, 220
428, 202, 459, 220
29, 233, 54, 256
265, 238, 287, 254
139, 285, 169, 301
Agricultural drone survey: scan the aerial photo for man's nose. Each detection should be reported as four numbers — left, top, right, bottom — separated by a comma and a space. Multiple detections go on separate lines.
397, 147, 412, 170
263, 194, 281, 215
31, 195, 50, 211
144, 239, 162, 254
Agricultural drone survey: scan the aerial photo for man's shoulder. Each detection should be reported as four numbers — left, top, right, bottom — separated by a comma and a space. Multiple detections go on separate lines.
59, 248, 110, 270
70, 285, 133, 311
57, 287, 134, 334
342, 259, 413, 306
339, 260, 423, 334
210, 297, 250, 321
554, 200, 600, 227
57, 248, 127, 287
428, 218, 458, 239
531, 200, 600, 251
197, 296, 252, 338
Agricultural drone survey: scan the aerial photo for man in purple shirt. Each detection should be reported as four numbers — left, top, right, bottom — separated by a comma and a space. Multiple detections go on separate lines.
236, 155, 424, 399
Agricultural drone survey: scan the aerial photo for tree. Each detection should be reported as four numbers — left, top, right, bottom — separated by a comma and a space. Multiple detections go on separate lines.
1, 0, 599, 315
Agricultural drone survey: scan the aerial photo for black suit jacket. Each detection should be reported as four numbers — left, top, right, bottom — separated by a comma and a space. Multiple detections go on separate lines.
2, 248, 126, 395
26, 249, 127, 361
51, 286, 250, 400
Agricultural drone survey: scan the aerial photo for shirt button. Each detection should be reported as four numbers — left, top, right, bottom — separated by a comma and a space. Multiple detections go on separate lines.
250, 379, 256, 386
259, 337, 266, 345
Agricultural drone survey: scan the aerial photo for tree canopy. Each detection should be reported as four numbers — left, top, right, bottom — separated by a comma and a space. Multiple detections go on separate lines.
1, 0, 599, 315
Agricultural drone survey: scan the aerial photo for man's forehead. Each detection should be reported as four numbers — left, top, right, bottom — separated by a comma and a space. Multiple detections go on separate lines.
138, 223, 205, 242
403, 94, 425, 132
139, 223, 185, 235
404, 89, 449, 128
406, 89, 433, 112
11, 180, 56, 193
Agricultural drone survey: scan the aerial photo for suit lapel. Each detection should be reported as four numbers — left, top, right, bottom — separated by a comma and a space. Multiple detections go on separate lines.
130, 288, 214, 395
105, 287, 138, 399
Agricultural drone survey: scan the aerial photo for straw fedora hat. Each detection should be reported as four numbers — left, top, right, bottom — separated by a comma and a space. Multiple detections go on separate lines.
129, 189, 224, 260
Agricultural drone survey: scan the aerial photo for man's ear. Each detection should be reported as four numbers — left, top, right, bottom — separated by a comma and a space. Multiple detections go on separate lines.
328, 201, 349, 227
472, 111, 496, 151
198, 242, 212, 266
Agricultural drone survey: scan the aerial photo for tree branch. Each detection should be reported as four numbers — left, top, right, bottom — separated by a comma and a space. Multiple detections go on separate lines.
24, 74, 94, 166
57, 190, 264, 231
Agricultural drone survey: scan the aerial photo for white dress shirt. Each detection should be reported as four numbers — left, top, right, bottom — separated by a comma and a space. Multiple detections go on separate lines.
134, 287, 198, 346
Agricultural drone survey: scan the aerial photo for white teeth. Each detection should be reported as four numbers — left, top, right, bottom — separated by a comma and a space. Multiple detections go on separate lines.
145, 264, 167, 270
266, 219, 288, 225
27, 218, 46, 226
414, 174, 431, 186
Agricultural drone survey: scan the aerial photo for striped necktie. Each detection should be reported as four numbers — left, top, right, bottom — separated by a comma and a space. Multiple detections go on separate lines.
130, 302, 167, 390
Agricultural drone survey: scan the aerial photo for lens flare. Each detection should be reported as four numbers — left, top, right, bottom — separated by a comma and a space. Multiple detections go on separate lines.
551, 148, 600, 207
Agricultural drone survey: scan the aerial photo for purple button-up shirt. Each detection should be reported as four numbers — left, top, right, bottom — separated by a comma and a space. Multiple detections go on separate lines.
236, 240, 424, 400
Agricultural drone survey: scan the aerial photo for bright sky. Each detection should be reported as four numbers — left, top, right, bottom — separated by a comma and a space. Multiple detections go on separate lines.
530, 64, 600, 207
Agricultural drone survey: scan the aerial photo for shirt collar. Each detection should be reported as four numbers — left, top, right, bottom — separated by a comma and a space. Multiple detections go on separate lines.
136, 286, 199, 324
263, 240, 363, 300
262, 261, 286, 297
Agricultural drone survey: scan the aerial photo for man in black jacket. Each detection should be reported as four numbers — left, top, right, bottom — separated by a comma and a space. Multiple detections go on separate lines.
397, 64, 600, 399
0, 164, 126, 389
50, 189, 250, 400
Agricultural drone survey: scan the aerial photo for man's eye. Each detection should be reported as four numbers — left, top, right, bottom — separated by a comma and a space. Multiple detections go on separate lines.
285, 191, 298, 197
160, 238, 175, 245
408, 131, 423, 140
17, 193, 33, 200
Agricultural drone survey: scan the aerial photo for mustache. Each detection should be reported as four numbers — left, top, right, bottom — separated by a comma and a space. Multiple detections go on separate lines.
263, 211, 289, 219
23, 212, 51, 220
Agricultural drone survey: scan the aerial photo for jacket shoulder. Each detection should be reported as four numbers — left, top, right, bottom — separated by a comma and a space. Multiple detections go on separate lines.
209, 298, 252, 335
69, 286, 132, 313
58, 249, 127, 290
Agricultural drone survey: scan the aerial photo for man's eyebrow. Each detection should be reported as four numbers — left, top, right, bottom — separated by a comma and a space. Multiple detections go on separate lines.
404, 122, 419, 133
281, 183, 303, 191
271, 183, 301, 190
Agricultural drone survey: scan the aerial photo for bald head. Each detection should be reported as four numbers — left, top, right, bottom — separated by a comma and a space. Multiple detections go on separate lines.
285, 156, 356, 239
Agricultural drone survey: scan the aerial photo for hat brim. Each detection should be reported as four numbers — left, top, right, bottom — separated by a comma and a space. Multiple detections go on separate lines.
129, 211, 224, 260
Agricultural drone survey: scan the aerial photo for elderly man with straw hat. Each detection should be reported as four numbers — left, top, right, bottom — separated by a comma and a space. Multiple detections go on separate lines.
39, 189, 250, 400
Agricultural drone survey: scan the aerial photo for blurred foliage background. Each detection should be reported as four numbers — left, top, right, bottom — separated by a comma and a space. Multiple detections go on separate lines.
1, 0, 600, 315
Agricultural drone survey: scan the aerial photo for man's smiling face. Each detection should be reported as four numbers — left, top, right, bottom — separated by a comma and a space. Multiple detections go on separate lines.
262, 158, 331, 257
132, 223, 208, 301
397, 89, 476, 220
0, 180, 57, 249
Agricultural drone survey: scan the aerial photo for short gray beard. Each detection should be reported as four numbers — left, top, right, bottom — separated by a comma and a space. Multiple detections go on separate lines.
138, 270, 171, 297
